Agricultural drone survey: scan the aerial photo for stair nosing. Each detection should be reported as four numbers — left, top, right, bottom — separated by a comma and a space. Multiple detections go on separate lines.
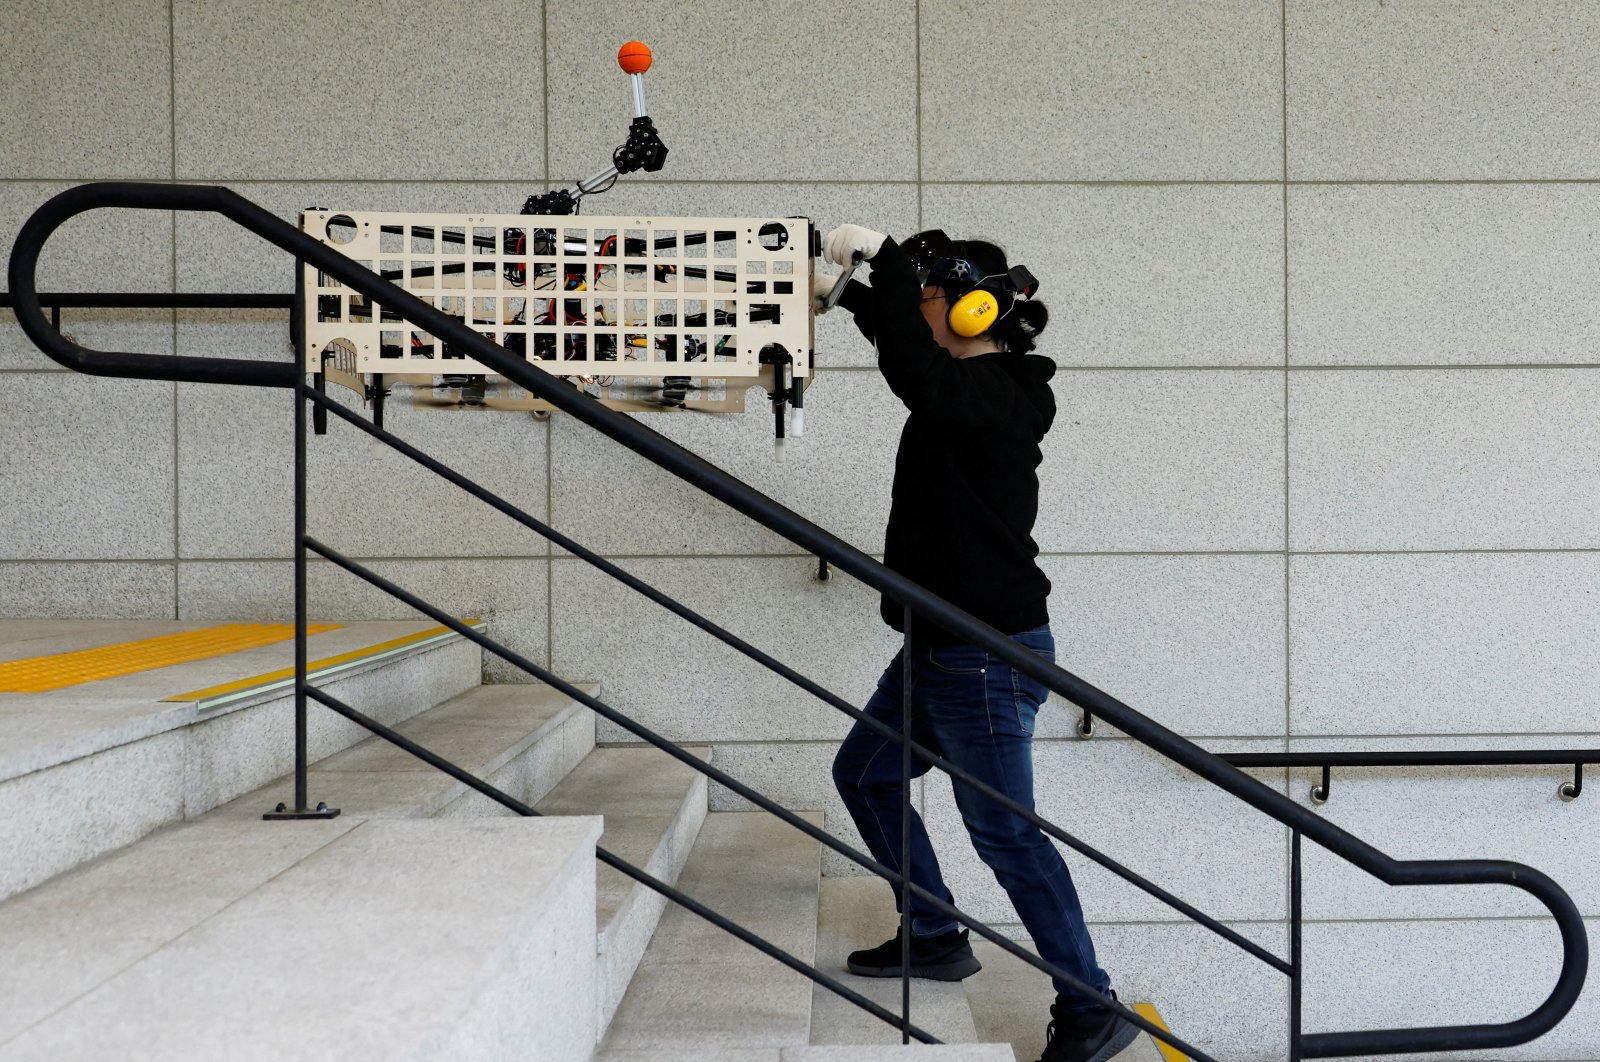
0, 624, 482, 786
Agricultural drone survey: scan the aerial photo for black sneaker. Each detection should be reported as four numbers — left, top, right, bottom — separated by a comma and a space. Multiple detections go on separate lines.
1037, 990, 1140, 1062
845, 927, 982, 981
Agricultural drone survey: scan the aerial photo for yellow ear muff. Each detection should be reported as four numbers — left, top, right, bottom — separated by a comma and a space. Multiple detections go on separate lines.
949, 289, 999, 338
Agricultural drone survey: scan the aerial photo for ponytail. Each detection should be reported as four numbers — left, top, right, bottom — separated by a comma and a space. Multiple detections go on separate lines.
994, 297, 1048, 355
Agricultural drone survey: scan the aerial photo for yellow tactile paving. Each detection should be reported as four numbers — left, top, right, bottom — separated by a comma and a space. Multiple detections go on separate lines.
162, 622, 475, 705
1133, 1002, 1188, 1062
0, 624, 341, 694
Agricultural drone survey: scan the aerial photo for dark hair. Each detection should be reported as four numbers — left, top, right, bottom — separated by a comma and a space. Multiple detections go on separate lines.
942, 239, 1049, 355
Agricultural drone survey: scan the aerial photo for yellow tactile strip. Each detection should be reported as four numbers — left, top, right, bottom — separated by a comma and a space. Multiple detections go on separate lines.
1133, 1002, 1188, 1062
163, 621, 479, 709
0, 623, 342, 694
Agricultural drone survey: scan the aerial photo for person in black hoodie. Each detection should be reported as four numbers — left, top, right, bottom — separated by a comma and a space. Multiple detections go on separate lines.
820, 224, 1136, 1062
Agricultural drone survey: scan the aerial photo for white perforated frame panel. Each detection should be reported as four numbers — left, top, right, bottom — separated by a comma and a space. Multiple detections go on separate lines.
300, 210, 814, 380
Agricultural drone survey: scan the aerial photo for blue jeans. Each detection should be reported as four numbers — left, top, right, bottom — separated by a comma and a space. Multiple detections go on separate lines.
831, 624, 1112, 1009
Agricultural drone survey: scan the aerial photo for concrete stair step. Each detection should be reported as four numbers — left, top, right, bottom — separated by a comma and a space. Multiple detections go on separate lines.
598, 809, 824, 1058
535, 745, 713, 1038
0, 619, 483, 903
809, 876, 983, 1046
0, 815, 605, 1061
0, 679, 604, 1059
603, 1049, 1013, 1062
965, 939, 1181, 1062
789, 1049, 1016, 1061
210, 681, 596, 821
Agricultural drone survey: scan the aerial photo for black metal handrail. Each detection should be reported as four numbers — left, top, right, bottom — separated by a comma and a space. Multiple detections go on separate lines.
305, 535, 1207, 1058
8, 182, 1588, 1059
1220, 749, 1596, 804
300, 681, 945, 1045
297, 384, 1215, 1055
15, 280, 1597, 822
301, 383, 1284, 978
8, 190, 1194, 1056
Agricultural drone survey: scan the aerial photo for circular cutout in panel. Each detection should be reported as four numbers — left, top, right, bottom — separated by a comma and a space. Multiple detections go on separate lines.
757, 222, 788, 252
326, 214, 359, 244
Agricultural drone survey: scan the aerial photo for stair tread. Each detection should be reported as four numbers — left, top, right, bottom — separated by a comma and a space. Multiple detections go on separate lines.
0, 620, 457, 784
809, 876, 982, 1046
535, 745, 710, 928
642, 808, 824, 964
600, 1050, 781, 1061
0, 678, 599, 1039
0, 816, 355, 1045
965, 939, 1176, 1062
600, 810, 824, 1055
0, 817, 601, 1060
600, 1050, 1016, 1062
207, 682, 592, 821
0, 622, 488, 906
787, 1048, 1017, 1061
310, 682, 578, 774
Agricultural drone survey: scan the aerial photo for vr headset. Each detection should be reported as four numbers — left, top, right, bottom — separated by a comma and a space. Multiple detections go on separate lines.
900, 229, 1040, 337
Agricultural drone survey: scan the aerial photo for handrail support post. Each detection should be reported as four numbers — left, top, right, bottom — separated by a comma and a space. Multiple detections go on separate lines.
264, 297, 338, 821
1290, 828, 1303, 1062
1310, 765, 1331, 805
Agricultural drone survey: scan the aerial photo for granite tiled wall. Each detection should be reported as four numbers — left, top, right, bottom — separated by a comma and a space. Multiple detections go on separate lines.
6, 3, 1600, 1057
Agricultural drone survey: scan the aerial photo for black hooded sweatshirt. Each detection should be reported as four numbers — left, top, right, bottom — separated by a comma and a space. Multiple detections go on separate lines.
836, 237, 1057, 646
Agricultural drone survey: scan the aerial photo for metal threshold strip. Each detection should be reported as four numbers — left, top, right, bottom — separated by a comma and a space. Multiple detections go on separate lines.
163, 620, 483, 713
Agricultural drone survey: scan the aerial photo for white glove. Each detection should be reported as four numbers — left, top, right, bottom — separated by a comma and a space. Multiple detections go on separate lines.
811, 264, 839, 314
823, 224, 887, 267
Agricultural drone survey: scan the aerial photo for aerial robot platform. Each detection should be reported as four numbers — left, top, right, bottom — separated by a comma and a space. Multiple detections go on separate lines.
299, 41, 845, 454
301, 208, 814, 415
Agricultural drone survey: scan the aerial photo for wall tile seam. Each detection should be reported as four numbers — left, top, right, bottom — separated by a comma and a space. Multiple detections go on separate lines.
19, 546, 1600, 562
978, 913, 1598, 930
0, 175, 191, 185
536, 0, 553, 677
1289, 179, 1600, 187
169, 0, 180, 611
1273, 737, 1600, 745
1289, 914, 1600, 927
1281, 3, 1294, 935
928, 179, 1600, 187
914, 0, 922, 234
520, 548, 1600, 558
631, 734, 1600, 745
802, 365, 1600, 373
654, 736, 1277, 745
169, 555, 557, 563
22, 361, 1600, 376
628, 736, 1600, 745
14, 354, 1599, 375
1280, 365, 1600, 373
6, 557, 191, 565
19, 178, 1600, 187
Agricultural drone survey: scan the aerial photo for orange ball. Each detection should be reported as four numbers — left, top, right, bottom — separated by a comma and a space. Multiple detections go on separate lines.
617, 40, 653, 74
